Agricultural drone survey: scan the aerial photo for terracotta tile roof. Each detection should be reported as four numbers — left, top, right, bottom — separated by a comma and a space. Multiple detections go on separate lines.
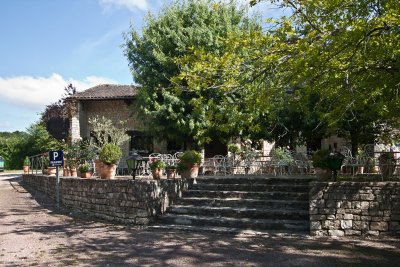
70, 84, 137, 100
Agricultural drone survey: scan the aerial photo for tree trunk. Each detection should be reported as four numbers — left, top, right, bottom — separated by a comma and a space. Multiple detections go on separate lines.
350, 131, 359, 156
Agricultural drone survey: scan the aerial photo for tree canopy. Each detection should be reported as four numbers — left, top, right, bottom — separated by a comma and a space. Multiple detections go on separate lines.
124, 0, 261, 146
174, 0, 400, 150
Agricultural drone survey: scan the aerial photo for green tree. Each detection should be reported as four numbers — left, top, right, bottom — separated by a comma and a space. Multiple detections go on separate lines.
24, 123, 60, 156
0, 131, 28, 169
176, 0, 400, 149
124, 0, 260, 146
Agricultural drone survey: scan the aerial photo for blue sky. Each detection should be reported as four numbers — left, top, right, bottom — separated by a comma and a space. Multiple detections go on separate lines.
0, 0, 285, 132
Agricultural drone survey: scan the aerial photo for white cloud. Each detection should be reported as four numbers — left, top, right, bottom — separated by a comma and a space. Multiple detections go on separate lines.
99, 0, 149, 12
0, 73, 117, 111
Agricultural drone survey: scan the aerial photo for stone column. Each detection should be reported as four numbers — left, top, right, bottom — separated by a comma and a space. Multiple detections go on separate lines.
69, 100, 81, 143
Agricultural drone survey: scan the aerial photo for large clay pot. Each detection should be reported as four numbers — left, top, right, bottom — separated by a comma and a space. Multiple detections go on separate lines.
23, 165, 29, 174
180, 164, 199, 179
151, 168, 163, 180
314, 167, 331, 180
101, 163, 117, 179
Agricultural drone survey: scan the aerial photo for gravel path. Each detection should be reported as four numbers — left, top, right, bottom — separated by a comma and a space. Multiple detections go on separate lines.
0, 173, 399, 266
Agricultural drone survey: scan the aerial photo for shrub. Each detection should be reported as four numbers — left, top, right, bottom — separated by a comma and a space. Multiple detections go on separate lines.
99, 144, 122, 165
271, 147, 294, 163
179, 150, 202, 165
312, 149, 330, 169
150, 159, 166, 170
177, 162, 188, 172
228, 144, 241, 154
23, 156, 30, 166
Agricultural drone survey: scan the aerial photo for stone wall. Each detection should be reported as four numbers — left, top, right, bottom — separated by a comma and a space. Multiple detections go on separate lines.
22, 174, 187, 225
310, 181, 400, 236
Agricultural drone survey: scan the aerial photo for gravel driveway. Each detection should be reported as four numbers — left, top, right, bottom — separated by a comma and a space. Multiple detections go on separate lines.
1, 173, 399, 266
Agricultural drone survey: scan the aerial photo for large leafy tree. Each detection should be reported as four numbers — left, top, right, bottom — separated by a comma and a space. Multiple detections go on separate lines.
0, 131, 28, 169
0, 124, 60, 169
177, 0, 400, 151
124, 0, 261, 146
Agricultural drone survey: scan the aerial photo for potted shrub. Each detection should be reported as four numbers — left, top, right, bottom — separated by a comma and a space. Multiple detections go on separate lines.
149, 159, 165, 180
165, 165, 177, 179
99, 143, 122, 179
79, 163, 92, 178
312, 149, 331, 180
178, 150, 202, 179
23, 156, 30, 174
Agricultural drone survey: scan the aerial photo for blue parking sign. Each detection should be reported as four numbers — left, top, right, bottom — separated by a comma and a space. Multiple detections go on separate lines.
49, 150, 64, 167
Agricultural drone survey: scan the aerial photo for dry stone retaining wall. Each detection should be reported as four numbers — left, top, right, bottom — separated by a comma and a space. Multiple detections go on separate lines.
310, 181, 400, 237
22, 174, 187, 225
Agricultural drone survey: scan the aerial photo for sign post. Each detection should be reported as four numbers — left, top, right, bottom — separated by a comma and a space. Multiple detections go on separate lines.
49, 150, 64, 209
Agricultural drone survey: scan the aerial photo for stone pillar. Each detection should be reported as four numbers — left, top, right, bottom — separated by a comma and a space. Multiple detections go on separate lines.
69, 100, 81, 143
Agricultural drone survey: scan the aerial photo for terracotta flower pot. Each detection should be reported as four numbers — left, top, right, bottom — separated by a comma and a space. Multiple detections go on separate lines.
23, 165, 29, 174
70, 168, 77, 177
101, 163, 117, 179
180, 164, 199, 179
63, 167, 70, 177
166, 169, 176, 179
80, 172, 92, 178
47, 167, 57, 176
151, 168, 163, 180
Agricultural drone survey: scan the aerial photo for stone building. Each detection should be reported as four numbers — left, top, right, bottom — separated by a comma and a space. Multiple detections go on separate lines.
67, 84, 166, 158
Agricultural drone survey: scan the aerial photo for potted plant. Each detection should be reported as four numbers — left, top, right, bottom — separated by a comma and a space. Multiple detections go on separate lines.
312, 149, 331, 180
79, 163, 92, 178
165, 165, 177, 179
44, 155, 57, 176
149, 159, 165, 180
65, 142, 81, 177
326, 151, 345, 181
99, 143, 122, 179
178, 150, 202, 179
23, 156, 30, 174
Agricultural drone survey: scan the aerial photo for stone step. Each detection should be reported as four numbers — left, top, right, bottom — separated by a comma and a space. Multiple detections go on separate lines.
183, 190, 309, 201
148, 224, 309, 236
167, 205, 309, 220
195, 176, 315, 185
175, 197, 309, 210
158, 214, 309, 231
190, 183, 310, 193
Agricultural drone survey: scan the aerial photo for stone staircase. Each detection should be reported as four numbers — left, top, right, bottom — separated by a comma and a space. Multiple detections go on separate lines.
151, 176, 314, 235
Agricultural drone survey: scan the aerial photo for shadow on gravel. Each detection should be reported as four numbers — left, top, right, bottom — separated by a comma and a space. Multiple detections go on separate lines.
6, 178, 400, 266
